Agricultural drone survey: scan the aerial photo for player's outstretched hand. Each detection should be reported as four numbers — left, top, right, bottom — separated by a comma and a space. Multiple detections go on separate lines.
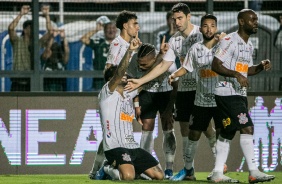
124, 79, 141, 92
160, 35, 169, 54
261, 59, 271, 71
215, 32, 227, 41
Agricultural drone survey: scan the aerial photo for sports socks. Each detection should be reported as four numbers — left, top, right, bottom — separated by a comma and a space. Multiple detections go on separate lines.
104, 165, 120, 180
214, 136, 230, 173
240, 134, 258, 171
207, 133, 217, 159
184, 138, 198, 170
163, 129, 176, 170
140, 130, 154, 153
90, 153, 105, 173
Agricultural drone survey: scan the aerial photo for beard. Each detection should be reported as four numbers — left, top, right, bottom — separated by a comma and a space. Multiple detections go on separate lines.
203, 34, 215, 41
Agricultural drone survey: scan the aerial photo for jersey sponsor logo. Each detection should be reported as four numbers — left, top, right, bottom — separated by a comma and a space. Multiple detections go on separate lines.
125, 134, 136, 143
122, 153, 131, 162
181, 78, 197, 88
235, 62, 248, 73
202, 93, 215, 103
237, 113, 248, 124
199, 69, 218, 78
120, 112, 134, 122
225, 37, 231, 40
222, 117, 231, 128
114, 43, 119, 46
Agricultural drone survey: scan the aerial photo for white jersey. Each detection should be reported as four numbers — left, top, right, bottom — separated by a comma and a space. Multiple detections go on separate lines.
214, 32, 254, 97
127, 53, 177, 92
183, 42, 219, 107
98, 82, 139, 151
106, 35, 130, 66
163, 25, 203, 92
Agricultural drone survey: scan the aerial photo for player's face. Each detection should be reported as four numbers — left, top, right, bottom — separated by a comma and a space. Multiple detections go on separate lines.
172, 11, 190, 32
200, 19, 217, 41
104, 24, 117, 40
137, 54, 155, 71
125, 18, 140, 38
244, 11, 258, 35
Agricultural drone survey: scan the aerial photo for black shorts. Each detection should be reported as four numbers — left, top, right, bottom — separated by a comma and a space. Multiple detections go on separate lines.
215, 95, 253, 133
174, 91, 196, 122
189, 105, 223, 131
139, 90, 172, 119
104, 147, 159, 174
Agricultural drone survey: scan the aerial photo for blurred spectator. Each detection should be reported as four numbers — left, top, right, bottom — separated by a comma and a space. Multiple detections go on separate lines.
8, 5, 52, 91
249, 0, 263, 11
41, 29, 69, 91
156, 11, 180, 68
81, 18, 117, 91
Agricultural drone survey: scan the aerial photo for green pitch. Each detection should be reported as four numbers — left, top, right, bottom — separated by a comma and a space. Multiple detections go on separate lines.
0, 172, 281, 184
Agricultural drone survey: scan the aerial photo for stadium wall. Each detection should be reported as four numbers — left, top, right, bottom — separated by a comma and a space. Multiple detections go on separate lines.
0, 93, 281, 174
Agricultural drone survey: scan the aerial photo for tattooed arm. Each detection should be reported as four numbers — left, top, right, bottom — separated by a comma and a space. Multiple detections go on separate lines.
108, 37, 142, 92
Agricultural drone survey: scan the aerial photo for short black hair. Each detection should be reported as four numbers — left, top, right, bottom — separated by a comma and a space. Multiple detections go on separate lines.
137, 43, 156, 58
166, 11, 173, 20
115, 10, 137, 30
171, 3, 190, 15
23, 20, 32, 29
104, 65, 118, 82
237, 9, 255, 21
201, 14, 217, 26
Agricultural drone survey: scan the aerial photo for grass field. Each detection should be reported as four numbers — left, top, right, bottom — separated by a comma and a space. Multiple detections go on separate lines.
0, 172, 281, 184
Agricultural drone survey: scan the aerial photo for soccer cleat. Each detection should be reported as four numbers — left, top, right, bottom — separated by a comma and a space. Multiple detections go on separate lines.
164, 169, 173, 179
95, 165, 106, 180
208, 164, 228, 180
88, 172, 96, 180
170, 167, 196, 181
210, 172, 239, 183
248, 171, 275, 183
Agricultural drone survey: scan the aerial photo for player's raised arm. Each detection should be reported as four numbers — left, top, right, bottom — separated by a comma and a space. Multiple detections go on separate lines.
108, 37, 141, 92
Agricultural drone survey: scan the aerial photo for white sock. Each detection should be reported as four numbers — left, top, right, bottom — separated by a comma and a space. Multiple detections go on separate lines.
140, 130, 154, 154
90, 153, 105, 173
163, 129, 176, 170
104, 165, 120, 180
207, 134, 217, 159
214, 137, 230, 173
240, 134, 258, 171
184, 138, 198, 170
182, 136, 188, 159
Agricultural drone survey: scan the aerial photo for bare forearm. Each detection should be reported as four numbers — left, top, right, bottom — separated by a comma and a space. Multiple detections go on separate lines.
140, 61, 172, 85
81, 29, 98, 44
248, 64, 263, 76
212, 58, 240, 78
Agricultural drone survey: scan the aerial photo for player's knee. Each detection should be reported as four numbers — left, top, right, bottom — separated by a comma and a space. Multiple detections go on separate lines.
120, 172, 135, 181
240, 126, 254, 135
153, 171, 164, 180
189, 129, 202, 141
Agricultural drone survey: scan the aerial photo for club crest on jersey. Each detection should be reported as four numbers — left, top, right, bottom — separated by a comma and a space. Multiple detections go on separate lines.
122, 153, 131, 162
222, 117, 231, 128
225, 37, 231, 40
114, 42, 119, 46
237, 113, 248, 124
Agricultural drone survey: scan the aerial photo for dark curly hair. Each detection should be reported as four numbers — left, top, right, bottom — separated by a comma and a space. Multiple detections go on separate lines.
104, 65, 118, 82
115, 10, 137, 30
137, 43, 156, 58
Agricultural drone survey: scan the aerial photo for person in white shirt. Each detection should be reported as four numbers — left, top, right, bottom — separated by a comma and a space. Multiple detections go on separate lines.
89, 10, 140, 180
105, 10, 140, 69
97, 36, 163, 181
125, 3, 217, 179
169, 14, 228, 181
127, 40, 178, 179
210, 9, 275, 183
